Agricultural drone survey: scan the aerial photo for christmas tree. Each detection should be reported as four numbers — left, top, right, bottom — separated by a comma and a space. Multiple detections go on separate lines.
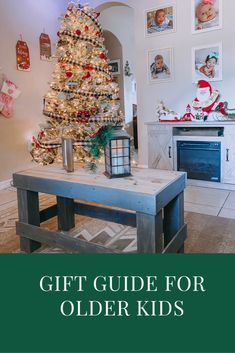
31, 2, 123, 167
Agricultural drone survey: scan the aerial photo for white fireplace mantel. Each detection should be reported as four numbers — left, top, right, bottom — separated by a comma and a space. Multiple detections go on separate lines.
145, 121, 235, 127
146, 121, 235, 185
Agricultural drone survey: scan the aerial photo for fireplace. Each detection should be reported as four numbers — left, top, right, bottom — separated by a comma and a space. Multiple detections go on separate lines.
177, 140, 221, 182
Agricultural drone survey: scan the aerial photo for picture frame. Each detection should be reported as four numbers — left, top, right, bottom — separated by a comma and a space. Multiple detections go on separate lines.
108, 60, 121, 75
192, 43, 222, 82
191, 0, 222, 34
148, 48, 173, 84
145, 4, 176, 37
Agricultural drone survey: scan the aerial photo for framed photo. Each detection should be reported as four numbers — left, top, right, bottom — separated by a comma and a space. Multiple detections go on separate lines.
191, 0, 222, 34
148, 48, 173, 84
108, 60, 120, 75
192, 43, 222, 82
145, 4, 176, 36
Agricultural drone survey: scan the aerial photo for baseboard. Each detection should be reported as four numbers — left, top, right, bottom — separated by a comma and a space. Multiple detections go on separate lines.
187, 179, 235, 191
0, 179, 12, 190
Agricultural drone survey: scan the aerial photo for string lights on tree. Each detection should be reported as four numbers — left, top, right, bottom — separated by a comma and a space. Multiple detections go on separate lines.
31, 2, 123, 169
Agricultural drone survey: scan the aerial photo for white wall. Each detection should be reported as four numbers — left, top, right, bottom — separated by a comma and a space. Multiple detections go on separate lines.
90, 0, 235, 167
0, 0, 67, 181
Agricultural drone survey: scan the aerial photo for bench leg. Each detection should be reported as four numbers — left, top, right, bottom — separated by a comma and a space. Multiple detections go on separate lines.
17, 189, 41, 253
163, 192, 185, 253
57, 196, 75, 231
136, 211, 163, 253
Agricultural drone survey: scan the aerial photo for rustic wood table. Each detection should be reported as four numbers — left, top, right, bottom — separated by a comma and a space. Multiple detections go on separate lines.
13, 165, 187, 254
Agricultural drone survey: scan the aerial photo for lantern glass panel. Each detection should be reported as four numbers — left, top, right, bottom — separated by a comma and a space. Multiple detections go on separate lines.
112, 165, 125, 175
112, 155, 124, 166
123, 148, 129, 156
117, 139, 123, 148
123, 139, 129, 147
111, 140, 117, 148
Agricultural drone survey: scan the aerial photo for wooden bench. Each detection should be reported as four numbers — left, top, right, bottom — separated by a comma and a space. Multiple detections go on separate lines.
13, 164, 187, 253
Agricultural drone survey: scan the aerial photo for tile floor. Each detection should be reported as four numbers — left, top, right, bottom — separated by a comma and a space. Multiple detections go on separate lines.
1, 184, 235, 219
185, 185, 235, 219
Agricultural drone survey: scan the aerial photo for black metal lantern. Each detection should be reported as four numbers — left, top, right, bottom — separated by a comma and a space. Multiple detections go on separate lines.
105, 126, 131, 178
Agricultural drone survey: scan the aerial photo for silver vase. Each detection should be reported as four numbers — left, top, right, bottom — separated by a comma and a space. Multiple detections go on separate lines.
62, 137, 74, 173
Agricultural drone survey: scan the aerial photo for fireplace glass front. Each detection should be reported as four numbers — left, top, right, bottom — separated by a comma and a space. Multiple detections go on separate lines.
177, 141, 221, 182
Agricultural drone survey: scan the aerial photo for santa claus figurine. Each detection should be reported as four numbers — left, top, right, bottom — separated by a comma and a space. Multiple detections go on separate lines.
192, 80, 219, 113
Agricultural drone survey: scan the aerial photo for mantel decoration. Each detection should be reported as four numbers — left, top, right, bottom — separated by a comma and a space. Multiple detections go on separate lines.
156, 101, 181, 122
157, 79, 235, 123
104, 125, 131, 178
31, 2, 124, 170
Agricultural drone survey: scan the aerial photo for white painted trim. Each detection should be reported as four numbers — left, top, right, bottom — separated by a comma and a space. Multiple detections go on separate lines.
0, 179, 12, 190
188, 179, 235, 191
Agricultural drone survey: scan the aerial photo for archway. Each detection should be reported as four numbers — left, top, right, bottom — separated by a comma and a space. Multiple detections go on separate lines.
103, 30, 124, 115
97, 2, 137, 146
95, 1, 130, 12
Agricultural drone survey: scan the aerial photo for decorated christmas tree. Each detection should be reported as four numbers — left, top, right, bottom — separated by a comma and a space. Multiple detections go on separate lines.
31, 2, 123, 167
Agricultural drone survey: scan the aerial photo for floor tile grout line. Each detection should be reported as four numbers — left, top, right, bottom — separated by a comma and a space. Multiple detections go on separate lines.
217, 192, 231, 217
185, 200, 223, 209
0, 200, 17, 208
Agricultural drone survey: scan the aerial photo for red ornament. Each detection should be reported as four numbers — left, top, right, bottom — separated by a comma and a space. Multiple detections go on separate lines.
96, 31, 102, 37
78, 117, 89, 123
76, 29, 81, 36
57, 31, 61, 37
85, 25, 89, 32
32, 136, 40, 148
82, 72, 91, 80
64, 14, 70, 18
91, 107, 97, 113
39, 131, 46, 138
99, 52, 106, 60
66, 71, 73, 78
90, 132, 98, 138
94, 12, 100, 18
83, 63, 93, 70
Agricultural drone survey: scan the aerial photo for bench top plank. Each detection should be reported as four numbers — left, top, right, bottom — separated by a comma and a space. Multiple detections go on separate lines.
13, 164, 186, 215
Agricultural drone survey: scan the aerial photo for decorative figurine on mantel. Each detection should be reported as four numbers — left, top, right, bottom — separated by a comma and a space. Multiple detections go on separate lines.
214, 101, 235, 120
182, 104, 195, 121
156, 100, 181, 122
192, 79, 219, 120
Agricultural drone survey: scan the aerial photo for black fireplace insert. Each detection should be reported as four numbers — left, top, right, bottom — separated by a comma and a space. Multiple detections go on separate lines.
177, 140, 221, 182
